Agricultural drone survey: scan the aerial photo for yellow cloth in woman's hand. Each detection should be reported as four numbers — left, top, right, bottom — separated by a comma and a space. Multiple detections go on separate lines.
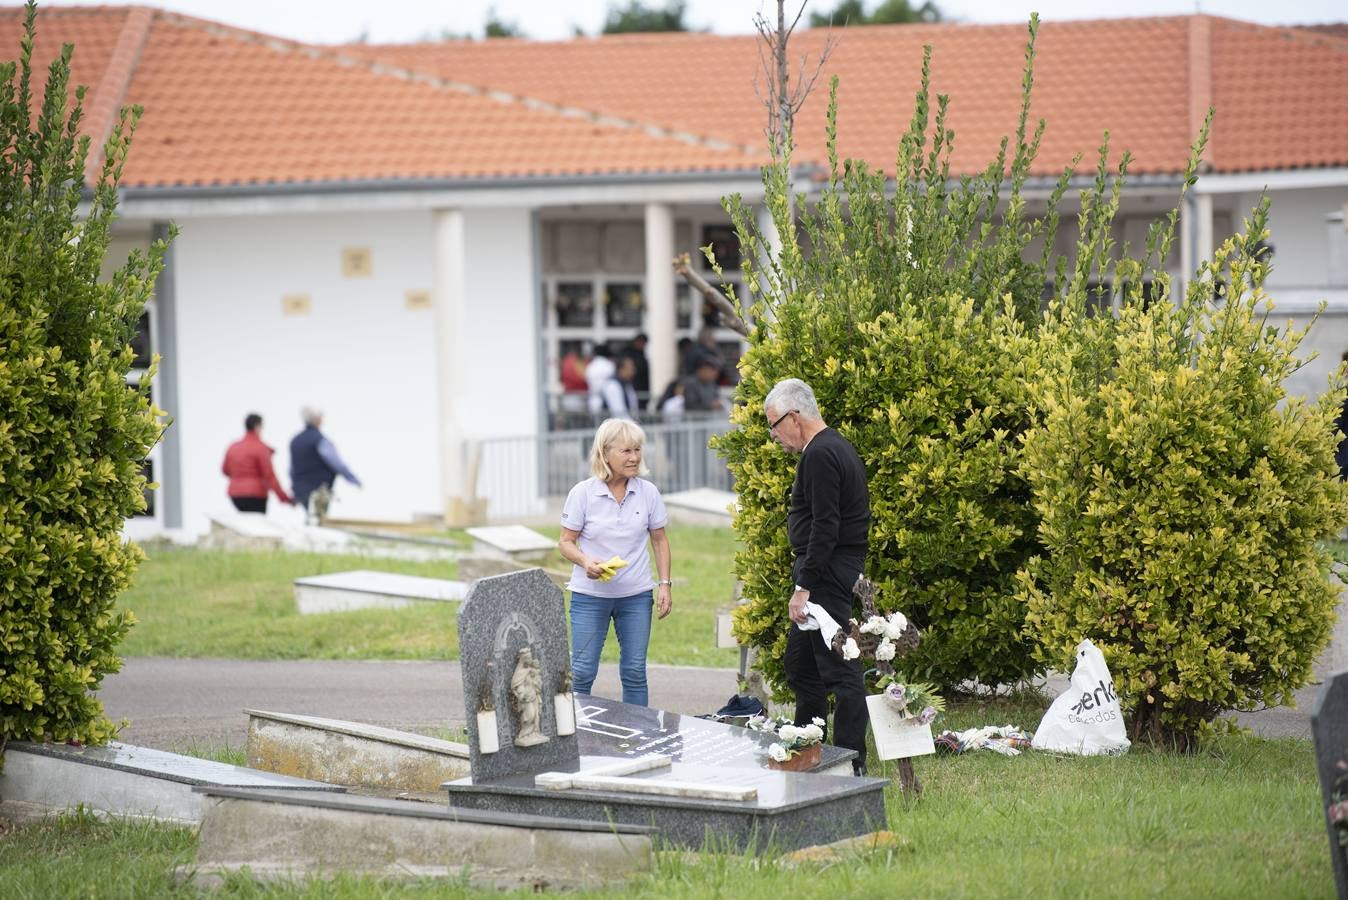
597, 556, 628, 582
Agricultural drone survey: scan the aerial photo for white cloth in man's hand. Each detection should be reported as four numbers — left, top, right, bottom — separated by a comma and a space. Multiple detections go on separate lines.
796, 601, 842, 646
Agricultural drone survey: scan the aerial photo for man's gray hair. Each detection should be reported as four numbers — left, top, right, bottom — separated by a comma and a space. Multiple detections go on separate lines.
765, 378, 822, 421
301, 405, 323, 426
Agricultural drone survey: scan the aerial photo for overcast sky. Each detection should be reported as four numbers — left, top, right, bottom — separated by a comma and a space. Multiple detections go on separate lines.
29, 0, 1348, 44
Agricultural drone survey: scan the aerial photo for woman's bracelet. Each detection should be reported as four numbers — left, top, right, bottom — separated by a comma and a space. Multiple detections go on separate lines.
657, 579, 673, 586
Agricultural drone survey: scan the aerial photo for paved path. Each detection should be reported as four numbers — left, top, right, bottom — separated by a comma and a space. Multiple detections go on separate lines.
98, 657, 745, 751
98, 657, 1321, 752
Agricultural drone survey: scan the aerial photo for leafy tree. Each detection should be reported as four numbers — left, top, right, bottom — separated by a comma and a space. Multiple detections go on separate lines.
810, 0, 943, 28
1018, 190, 1348, 749
0, 2, 168, 751
715, 20, 1070, 691
602, 1, 688, 34
485, 7, 525, 39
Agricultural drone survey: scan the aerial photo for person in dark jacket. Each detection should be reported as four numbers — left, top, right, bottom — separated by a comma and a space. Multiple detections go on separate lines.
289, 406, 361, 522
221, 413, 292, 513
626, 333, 651, 400
764, 378, 871, 775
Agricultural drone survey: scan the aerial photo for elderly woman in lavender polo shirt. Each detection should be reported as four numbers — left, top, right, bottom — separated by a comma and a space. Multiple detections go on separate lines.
557, 418, 673, 707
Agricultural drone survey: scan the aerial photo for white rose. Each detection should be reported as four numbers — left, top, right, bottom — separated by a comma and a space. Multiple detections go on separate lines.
859, 616, 887, 636
768, 743, 789, 762
811, 716, 826, 728
883, 619, 907, 641
842, 638, 860, 660
778, 724, 800, 743
875, 639, 896, 661
802, 724, 824, 743
888, 611, 909, 633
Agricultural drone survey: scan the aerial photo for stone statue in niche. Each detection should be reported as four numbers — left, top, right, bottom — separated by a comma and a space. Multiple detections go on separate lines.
510, 647, 548, 747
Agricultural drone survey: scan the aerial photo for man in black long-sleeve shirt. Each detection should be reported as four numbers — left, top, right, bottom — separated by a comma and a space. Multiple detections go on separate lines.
764, 378, 871, 775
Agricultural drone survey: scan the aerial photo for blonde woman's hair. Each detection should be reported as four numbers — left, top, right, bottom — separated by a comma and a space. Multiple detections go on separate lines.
590, 418, 650, 480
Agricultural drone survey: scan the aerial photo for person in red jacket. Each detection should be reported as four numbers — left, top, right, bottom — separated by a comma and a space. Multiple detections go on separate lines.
221, 413, 293, 513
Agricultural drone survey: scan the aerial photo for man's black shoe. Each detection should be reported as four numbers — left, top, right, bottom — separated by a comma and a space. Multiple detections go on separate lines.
852, 761, 867, 777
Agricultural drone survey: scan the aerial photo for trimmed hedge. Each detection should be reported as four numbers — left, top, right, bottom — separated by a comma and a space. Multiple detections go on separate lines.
0, 3, 168, 748
1019, 206, 1348, 748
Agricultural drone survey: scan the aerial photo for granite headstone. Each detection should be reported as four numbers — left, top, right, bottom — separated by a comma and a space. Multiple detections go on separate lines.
457, 568, 579, 781
1313, 670, 1348, 900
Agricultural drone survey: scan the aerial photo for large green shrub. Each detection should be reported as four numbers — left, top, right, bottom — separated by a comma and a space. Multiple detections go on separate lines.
0, 3, 168, 748
1017, 204, 1348, 748
716, 19, 1076, 692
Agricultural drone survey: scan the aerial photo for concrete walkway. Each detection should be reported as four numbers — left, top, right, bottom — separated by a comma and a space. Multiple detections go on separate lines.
97, 656, 1321, 752
98, 658, 745, 751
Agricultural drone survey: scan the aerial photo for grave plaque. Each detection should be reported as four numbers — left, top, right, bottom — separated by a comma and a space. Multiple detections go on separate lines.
1312, 671, 1348, 900
457, 569, 578, 781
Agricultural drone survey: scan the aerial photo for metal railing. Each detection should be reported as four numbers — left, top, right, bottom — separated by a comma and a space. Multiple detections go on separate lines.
468, 414, 736, 519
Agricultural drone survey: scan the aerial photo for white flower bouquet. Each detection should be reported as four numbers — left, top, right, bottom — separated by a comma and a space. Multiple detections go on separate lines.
747, 713, 825, 762
833, 609, 918, 662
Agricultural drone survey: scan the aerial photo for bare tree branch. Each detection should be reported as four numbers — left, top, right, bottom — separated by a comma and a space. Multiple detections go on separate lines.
673, 253, 750, 337
752, 1, 837, 156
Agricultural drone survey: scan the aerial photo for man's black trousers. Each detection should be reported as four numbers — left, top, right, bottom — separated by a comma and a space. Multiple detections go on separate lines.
784, 623, 868, 770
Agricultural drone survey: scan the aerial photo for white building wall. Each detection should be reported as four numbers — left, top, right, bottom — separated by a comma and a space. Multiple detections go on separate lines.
1258, 187, 1348, 401
170, 210, 445, 536
450, 207, 540, 437
118, 179, 1348, 536
437, 206, 544, 518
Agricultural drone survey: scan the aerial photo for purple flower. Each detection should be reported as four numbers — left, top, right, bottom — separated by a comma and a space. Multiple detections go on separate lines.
884, 682, 907, 707
916, 706, 938, 726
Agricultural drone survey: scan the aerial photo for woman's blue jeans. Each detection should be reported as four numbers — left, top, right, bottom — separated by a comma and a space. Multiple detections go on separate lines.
568, 590, 653, 706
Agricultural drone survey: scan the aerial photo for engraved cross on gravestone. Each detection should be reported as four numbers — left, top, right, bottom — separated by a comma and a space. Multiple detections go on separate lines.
457, 569, 578, 781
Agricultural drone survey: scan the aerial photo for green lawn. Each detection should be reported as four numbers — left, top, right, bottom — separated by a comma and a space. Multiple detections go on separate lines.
1, 724, 1331, 898
15, 530, 1330, 896
116, 525, 741, 667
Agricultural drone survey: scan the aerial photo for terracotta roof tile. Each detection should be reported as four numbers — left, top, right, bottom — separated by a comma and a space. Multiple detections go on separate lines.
1, 7, 1344, 189
352, 15, 1346, 177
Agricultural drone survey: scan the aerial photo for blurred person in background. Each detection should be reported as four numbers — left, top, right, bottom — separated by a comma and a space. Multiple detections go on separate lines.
289, 406, 361, 523
221, 413, 292, 513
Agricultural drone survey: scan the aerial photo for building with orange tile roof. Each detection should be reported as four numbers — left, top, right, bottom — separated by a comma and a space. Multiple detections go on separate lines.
3, 5, 1345, 535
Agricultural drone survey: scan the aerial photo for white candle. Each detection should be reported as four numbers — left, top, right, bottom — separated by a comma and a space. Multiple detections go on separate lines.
477, 709, 499, 754
554, 692, 576, 736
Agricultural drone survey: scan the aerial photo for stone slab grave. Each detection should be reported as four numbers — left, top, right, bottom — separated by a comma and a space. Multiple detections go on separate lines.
575, 694, 855, 777
246, 709, 471, 793
445, 568, 889, 852
1312, 670, 1348, 900
0, 741, 342, 825
188, 785, 654, 889
464, 524, 555, 562
293, 569, 467, 615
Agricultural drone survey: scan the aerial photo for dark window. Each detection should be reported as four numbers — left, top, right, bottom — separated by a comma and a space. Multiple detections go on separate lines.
130, 311, 151, 369
604, 282, 644, 328
700, 225, 741, 271
554, 282, 594, 327
136, 458, 155, 518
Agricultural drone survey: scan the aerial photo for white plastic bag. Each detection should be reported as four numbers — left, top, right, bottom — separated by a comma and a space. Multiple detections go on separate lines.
1031, 639, 1130, 756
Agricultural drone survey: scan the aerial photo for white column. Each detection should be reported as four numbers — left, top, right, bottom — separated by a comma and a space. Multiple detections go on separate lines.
755, 203, 783, 323
1181, 192, 1214, 297
432, 208, 471, 525
645, 202, 676, 408
1195, 192, 1214, 267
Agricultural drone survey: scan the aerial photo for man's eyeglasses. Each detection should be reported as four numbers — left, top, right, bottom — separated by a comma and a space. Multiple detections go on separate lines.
769, 410, 796, 432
